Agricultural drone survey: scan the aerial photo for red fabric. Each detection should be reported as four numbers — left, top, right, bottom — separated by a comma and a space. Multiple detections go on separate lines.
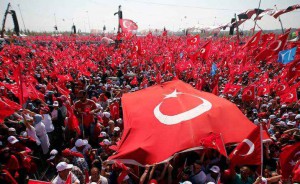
199, 133, 227, 157
0, 97, 22, 123
242, 30, 262, 49
223, 83, 242, 97
130, 76, 138, 86
110, 101, 120, 120
293, 161, 300, 182
84, 170, 90, 184
187, 35, 200, 45
280, 87, 298, 104
6, 155, 20, 174
257, 85, 270, 96
74, 99, 97, 128
119, 19, 138, 32
66, 104, 81, 134
280, 142, 300, 180
65, 172, 72, 184
109, 80, 267, 165
28, 180, 51, 184
229, 125, 262, 166
273, 4, 300, 19
1, 169, 18, 184
242, 86, 255, 102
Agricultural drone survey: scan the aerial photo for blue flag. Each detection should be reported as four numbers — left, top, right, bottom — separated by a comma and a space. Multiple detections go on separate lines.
211, 63, 217, 76
278, 47, 297, 64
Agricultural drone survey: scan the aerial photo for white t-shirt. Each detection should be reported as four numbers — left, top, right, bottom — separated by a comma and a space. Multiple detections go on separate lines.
51, 109, 58, 120
26, 125, 41, 145
42, 114, 54, 132
52, 172, 80, 184
89, 175, 108, 184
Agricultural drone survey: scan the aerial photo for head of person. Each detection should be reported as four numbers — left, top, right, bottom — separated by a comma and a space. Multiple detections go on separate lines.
33, 114, 43, 125
78, 90, 87, 102
56, 162, 73, 180
90, 167, 100, 182
53, 101, 59, 109
75, 139, 88, 152
240, 166, 250, 180
193, 160, 202, 173
182, 168, 191, 181
210, 165, 220, 179
8, 128, 16, 136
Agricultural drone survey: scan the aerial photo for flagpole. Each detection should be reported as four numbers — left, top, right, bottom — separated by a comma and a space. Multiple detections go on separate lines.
252, 0, 262, 35
220, 133, 228, 157
260, 123, 263, 176
274, 5, 284, 34
234, 14, 240, 44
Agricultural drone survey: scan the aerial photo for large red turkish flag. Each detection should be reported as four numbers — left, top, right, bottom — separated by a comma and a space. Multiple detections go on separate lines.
0, 97, 22, 123
229, 125, 262, 166
109, 80, 268, 165
120, 19, 138, 33
279, 142, 300, 180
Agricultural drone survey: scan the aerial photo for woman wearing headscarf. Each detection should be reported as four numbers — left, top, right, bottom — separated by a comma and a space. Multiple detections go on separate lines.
27, 112, 50, 155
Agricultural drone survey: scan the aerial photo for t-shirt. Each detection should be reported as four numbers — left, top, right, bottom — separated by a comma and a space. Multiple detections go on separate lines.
190, 170, 207, 184
74, 99, 97, 127
89, 175, 108, 184
26, 125, 41, 145
52, 172, 80, 184
232, 174, 255, 184
42, 114, 54, 132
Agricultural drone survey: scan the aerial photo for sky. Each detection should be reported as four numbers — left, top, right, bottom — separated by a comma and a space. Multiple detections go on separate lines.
0, 0, 299, 33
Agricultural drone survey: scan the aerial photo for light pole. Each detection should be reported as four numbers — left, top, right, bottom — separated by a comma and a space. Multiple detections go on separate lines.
86, 11, 91, 33
17, 4, 26, 33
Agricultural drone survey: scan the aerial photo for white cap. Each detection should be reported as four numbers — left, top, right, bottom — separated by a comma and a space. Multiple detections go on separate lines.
295, 114, 300, 120
53, 101, 59, 107
103, 112, 110, 118
75, 139, 88, 147
182, 181, 192, 184
114, 127, 121, 132
8, 127, 16, 132
99, 131, 107, 138
210, 165, 220, 173
7, 136, 19, 144
116, 118, 123, 124
287, 121, 296, 126
56, 162, 73, 172
100, 139, 111, 146
49, 149, 58, 160
261, 119, 267, 123
269, 115, 276, 119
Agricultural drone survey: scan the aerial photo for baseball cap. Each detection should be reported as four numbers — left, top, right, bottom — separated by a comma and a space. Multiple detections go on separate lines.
210, 165, 220, 173
8, 127, 16, 132
75, 139, 88, 147
295, 114, 300, 120
7, 136, 19, 144
49, 149, 58, 160
56, 162, 73, 172
53, 101, 59, 107
98, 131, 107, 138
114, 127, 121, 132
100, 139, 111, 146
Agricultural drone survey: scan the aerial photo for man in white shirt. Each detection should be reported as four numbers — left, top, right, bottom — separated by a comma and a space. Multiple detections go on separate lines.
52, 162, 80, 184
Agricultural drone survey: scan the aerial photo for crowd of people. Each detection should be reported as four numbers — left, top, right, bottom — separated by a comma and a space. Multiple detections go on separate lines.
0, 30, 300, 184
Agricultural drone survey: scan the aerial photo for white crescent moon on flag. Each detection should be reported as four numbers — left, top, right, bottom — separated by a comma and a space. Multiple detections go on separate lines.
191, 37, 197, 43
247, 90, 252, 96
234, 139, 255, 156
200, 48, 206, 54
123, 20, 129, 29
263, 88, 267, 93
272, 40, 282, 52
280, 84, 286, 91
154, 90, 212, 125
289, 93, 294, 99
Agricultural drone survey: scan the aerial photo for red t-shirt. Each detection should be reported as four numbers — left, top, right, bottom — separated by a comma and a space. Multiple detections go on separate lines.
74, 99, 97, 127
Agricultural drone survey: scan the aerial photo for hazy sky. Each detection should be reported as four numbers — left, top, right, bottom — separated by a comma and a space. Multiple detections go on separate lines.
1, 0, 299, 33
